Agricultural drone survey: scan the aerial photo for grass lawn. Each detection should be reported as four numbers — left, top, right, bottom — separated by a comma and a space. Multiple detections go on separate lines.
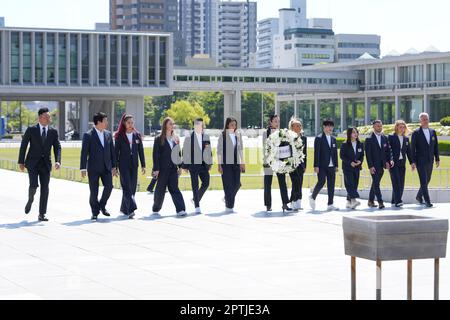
1, 147, 449, 192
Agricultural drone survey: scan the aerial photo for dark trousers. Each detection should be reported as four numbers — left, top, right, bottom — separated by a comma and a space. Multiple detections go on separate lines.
343, 169, 360, 200
312, 167, 336, 205
27, 160, 50, 215
119, 164, 138, 215
152, 167, 185, 213
190, 165, 210, 208
289, 166, 304, 202
390, 162, 406, 204
416, 162, 434, 203
221, 165, 241, 209
369, 167, 385, 202
88, 169, 113, 215
147, 177, 157, 192
264, 173, 290, 207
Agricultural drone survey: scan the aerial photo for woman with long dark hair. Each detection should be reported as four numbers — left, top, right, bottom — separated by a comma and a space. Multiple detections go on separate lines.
339, 127, 364, 209
263, 115, 292, 213
151, 117, 186, 217
114, 114, 146, 218
288, 118, 307, 211
217, 117, 245, 213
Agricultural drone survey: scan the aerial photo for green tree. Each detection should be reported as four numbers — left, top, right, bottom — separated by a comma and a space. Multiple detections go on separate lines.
163, 100, 211, 129
0, 101, 38, 133
242, 92, 275, 128
187, 92, 224, 129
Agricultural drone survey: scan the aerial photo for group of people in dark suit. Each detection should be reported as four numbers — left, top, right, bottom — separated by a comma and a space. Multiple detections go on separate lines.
307, 113, 440, 211
17, 108, 441, 221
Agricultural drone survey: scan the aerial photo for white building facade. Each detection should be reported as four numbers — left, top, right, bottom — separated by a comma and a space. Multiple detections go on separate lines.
335, 34, 381, 62
256, 18, 279, 68
273, 27, 335, 68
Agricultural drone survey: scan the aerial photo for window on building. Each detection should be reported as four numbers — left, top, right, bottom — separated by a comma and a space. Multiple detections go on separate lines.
35, 33, 44, 84
148, 37, 156, 85
81, 34, 89, 84
58, 34, 67, 84
70, 34, 79, 85
46, 33, 55, 84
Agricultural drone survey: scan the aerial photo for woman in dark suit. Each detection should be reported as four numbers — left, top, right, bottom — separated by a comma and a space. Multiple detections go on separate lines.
151, 117, 186, 217
389, 120, 412, 207
288, 118, 307, 211
217, 117, 245, 213
114, 114, 146, 219
340, 127, 364, 210
263, 115, 292, 213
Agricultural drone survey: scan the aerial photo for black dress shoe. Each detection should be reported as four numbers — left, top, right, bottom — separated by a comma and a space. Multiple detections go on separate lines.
100, 209, 111, 217
378, 202, 385, 210
266, 206, 272, 212
282, 204, 293, 213
367, 201, 377, 208
25, 201, 32, 214
425, 202, 433, 208
91, 214, 98, 221
416, 196, 424, 204
38, 215, 49, 222
128, 212, 136, 219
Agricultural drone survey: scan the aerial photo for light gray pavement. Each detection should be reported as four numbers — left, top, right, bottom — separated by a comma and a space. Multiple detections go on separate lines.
0, 168, 449, 300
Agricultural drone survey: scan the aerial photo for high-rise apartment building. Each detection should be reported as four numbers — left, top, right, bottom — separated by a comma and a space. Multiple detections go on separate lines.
110, 0, 184, 65
218, 1, 257, 68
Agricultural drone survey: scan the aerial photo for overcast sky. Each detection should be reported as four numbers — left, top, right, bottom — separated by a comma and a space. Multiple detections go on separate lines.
1, 0, 448, 56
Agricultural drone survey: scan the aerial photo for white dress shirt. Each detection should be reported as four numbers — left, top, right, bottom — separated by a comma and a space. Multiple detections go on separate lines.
39, 123, 48, 138
95, 127, 105, 147
375, 133, 382, 148
398, 135, 404, 160
326, 134, 334, 167
167, 137, 175, 149
195, 132, 203, 150
229, 133, 237, 147
423, 128, 431, 144
352, 141, 357, 154
126, 132, 133, 145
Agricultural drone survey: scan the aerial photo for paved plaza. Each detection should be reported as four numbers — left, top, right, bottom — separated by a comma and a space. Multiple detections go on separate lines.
0, 168, 449, 300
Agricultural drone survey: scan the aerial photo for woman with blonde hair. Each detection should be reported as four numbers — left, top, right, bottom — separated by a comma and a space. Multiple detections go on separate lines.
388, 120, 412, 207
288, 118, 307, 211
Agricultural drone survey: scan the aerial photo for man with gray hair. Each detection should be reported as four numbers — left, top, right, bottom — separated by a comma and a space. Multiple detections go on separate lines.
411, 112, 440, 207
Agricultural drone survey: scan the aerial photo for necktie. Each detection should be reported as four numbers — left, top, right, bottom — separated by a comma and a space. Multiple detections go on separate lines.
42, 127, 47, 143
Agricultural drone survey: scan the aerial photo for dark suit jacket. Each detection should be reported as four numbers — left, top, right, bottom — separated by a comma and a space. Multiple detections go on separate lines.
340, 140, 364, 172
299, 135, 307, 170
152, 135, 182, 172
217, 131, 244, 166
80, 128, 116, 173
114, 132, 146, 171
388, 134, 412, 166
411, 128, 440, 166
18, 124, 61, 172
314, 133, 338, 169
365, 133, 393, 169
182, 131, 213, 170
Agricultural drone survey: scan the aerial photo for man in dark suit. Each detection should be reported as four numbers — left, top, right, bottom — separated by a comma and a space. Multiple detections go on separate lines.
411, 113, 440, 207
18, 107, 61, 222
182, 118, 212, 215
80, 112, 117, 221
310, 120, 339, 212
365, 120, 394, 209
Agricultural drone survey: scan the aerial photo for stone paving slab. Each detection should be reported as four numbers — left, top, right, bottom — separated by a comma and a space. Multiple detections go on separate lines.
0, 169, 449, 300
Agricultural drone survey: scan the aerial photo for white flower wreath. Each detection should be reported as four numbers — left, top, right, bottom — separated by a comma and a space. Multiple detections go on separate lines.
264, 129, 306, 174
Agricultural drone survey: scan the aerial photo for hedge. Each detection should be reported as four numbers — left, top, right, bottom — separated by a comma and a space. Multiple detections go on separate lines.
441, 117, 450, 126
